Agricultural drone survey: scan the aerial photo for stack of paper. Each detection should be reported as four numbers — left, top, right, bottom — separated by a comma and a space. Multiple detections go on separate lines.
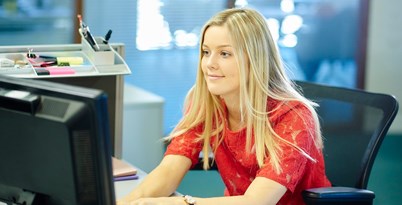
112, 157, 138, 181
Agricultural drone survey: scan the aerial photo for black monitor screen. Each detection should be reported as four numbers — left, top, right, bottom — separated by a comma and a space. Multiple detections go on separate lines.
0, 75, 115, 205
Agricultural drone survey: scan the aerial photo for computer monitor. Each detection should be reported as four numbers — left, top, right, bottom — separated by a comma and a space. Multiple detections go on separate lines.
0, 75, 115, 205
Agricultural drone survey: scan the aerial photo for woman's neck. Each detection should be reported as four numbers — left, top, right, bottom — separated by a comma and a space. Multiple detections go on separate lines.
223, 96, 246, 131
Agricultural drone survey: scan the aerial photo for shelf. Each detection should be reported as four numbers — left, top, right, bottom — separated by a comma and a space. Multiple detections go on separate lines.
0, 43, 131, 78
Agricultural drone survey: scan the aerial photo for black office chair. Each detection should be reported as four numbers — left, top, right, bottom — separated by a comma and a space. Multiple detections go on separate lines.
192, 81, 398, 205
295, 81, 399, 205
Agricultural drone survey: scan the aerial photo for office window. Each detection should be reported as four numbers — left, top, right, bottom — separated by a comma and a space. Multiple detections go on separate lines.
102, 0, 227, 134
135, 0, 216, 51
136, 0, 171, 51
245, 0, 365, 88
0, 0, 75, 45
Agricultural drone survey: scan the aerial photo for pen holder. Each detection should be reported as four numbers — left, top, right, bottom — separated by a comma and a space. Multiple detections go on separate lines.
80, 30, 114, 66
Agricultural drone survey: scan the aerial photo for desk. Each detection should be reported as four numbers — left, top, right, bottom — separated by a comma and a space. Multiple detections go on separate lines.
114, 166, 147, 199
0, 166, 147, 205
114, 165, 181, 200
0, 167, 171, 205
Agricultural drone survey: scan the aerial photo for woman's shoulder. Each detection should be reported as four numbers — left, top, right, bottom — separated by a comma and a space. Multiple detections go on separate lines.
268, 98, 312, 122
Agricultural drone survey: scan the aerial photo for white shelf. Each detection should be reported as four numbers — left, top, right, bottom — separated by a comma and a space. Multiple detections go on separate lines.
0, 43, 131, 78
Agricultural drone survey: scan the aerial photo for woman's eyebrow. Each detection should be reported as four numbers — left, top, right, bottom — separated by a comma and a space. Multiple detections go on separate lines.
202, 44, 232, 49
217, 45, 232, 49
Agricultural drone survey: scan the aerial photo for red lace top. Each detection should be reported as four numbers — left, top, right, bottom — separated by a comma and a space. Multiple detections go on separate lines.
165, 99, 331, 205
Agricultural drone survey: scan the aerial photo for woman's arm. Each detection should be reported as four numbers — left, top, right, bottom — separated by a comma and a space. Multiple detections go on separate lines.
194, 177, 287, 205
117, 154, 192, 204
124, 176, 287, 205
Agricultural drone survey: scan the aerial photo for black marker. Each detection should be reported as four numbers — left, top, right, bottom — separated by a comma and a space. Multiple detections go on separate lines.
103, 29, 113, 44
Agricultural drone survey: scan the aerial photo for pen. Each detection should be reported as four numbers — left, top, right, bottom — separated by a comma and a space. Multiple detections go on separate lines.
77, 14, 100, 51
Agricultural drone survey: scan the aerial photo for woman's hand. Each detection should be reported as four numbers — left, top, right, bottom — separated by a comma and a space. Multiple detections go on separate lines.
116, 155, 192, 205
117, 196, 186, 205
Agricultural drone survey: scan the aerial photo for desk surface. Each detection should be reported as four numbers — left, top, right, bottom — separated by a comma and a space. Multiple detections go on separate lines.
0, 180, 143, 205
114, 166, 147, 199
114, 165, 181, 200
0, 166, 162, 205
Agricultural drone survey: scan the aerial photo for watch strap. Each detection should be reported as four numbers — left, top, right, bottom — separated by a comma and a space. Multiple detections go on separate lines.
183, 195, 196, 205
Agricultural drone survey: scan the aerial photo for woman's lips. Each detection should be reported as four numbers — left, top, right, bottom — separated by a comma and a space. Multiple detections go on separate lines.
207, 74, 224, 80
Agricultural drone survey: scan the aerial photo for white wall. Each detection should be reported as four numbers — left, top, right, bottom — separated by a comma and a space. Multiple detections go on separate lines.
122, 84, 165, 173
366, 0, 402, 133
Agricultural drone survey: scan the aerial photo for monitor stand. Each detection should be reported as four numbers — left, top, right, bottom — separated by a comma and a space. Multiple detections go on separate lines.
0, 185, 35, 205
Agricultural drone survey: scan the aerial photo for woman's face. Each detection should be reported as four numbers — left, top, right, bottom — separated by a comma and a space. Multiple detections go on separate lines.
201, 25, 241, 99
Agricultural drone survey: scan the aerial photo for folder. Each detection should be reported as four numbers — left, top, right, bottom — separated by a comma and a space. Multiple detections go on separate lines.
112, 157, 137, 177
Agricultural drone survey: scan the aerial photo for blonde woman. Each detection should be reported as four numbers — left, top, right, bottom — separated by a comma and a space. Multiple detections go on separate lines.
118, 8, 331, 205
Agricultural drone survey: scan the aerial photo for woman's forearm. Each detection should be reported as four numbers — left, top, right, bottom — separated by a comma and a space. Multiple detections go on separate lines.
133, 164, 182, 198
118, 155, 191, 202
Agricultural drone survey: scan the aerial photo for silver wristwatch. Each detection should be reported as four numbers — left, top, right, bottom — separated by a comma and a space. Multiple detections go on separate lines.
183, 195, 196, 205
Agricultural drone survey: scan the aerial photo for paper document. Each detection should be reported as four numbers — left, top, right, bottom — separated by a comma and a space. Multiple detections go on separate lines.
112, 157, 137, 177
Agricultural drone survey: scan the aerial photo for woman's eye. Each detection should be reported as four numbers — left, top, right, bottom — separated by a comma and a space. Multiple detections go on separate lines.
221, 51, 231, 57
202, 50, 210, 56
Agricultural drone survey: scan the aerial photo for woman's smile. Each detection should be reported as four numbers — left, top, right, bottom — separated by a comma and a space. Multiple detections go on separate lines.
206, 73, 225, 80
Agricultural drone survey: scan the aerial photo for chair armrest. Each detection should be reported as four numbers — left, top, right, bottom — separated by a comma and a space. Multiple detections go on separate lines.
302, 186, 375, 205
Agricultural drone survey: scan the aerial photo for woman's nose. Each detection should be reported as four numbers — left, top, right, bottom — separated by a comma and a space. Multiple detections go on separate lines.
206, 54, 218, 70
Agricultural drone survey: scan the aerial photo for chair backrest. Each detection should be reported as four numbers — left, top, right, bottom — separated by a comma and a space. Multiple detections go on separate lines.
295, 81, 399, 189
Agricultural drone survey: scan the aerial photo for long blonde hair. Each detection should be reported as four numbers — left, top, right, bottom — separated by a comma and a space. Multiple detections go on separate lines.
167, 8, 323, 173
